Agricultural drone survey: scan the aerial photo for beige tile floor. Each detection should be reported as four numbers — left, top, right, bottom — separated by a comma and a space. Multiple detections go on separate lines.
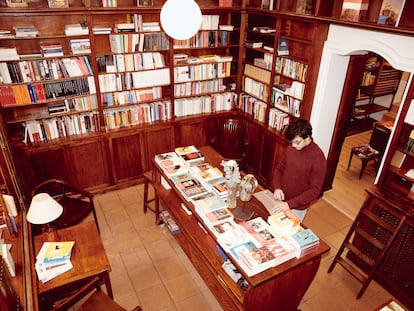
91, 184, 401, 311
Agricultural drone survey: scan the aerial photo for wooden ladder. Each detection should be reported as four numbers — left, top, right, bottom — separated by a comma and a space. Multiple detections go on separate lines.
328, 198, 406, 298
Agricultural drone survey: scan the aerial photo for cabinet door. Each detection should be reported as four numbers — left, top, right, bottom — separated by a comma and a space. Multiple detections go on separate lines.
176, 118, 207, 148
18, 146, 69, 196
109, 131, 143, 183
142, 125, 175, 170
259, 131, 278, 187
65, 137, 110, 190
245, 122, 262, 173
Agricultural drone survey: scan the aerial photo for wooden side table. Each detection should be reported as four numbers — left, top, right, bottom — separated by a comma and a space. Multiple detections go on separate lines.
33, 222, 112, 310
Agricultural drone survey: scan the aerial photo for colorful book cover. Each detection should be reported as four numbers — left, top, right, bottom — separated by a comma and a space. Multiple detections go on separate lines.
40, 241, 75, 263
175, 145, 198, 156
378, 0, 406, 25
290, 228, 319, 249
194, 195, 227, 213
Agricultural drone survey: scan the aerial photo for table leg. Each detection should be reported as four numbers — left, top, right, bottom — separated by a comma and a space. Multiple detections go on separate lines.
101, 271, 113, 298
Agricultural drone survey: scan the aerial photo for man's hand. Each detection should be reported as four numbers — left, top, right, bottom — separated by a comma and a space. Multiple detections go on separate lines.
271, 200, 289, 214
273, 189, 285, 201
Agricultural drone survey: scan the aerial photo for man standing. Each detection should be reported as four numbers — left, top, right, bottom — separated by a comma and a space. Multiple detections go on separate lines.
272, 118, 327, 222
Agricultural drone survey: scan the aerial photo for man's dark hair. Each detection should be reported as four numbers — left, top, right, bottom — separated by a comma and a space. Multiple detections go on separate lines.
284, 118, 313, 141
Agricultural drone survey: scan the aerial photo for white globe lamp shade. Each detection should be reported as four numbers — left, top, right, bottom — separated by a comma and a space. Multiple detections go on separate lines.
160, 0, 202, 40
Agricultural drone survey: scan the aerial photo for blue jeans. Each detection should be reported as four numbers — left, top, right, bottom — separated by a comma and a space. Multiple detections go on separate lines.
292, 209, 307, 222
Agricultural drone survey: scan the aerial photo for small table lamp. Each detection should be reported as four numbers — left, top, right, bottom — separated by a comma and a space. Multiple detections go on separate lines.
27, 193, 63, 241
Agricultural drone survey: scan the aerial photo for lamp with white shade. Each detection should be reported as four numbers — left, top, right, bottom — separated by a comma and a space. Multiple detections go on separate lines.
160, 0, 202, 40
27, 193, 63, 241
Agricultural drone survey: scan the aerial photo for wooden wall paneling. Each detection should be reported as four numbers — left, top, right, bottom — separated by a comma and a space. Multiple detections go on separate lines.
64, 136, 110, 191
108, 130, 143, 183
175, 117, 207, 148
244, 121, 262, 174
258, 130, 284, 188
140, 124, 175, 171
18, 146, 69, 198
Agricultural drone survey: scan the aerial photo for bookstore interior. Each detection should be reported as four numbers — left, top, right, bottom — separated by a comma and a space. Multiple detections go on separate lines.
0, 0, 414, 310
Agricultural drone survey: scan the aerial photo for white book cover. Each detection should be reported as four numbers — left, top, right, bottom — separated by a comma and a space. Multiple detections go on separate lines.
1, 244, 15, 277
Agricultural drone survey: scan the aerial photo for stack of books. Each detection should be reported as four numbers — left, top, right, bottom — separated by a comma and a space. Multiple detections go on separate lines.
35, 241, 75, 283
64, 23, 89, 36
0, 47, 19, 61
170, 171, 209, 201
70, 39, 91, 55
175, 145, 205, 163
267, 210, 301, 236
40, 44, 64, 58
13, 26, 38, 38
291, 228, 320, 257
154, 152, 188, 177
93, 25, 112, 34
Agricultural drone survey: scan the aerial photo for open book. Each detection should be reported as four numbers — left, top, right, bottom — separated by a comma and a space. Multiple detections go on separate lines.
253, 189, 276, 215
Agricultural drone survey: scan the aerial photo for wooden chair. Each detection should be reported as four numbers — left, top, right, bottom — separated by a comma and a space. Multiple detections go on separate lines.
208, 117, 247, 167
31, 179, 100, 235
347, 123, 391, 179
0, 257, 20, 311
142, 170, 161, 224
50, 276, 142, 311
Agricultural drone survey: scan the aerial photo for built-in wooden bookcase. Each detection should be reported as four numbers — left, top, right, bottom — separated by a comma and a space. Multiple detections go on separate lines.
380, 92, 414, 204
171, 9, 241, 118
239, 8, 327, 132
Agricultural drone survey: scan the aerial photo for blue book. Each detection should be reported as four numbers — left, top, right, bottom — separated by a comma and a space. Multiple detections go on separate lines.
291, 229, 319, 249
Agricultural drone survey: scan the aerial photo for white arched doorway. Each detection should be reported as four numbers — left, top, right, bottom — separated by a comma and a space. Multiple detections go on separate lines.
311, 25, 414, 183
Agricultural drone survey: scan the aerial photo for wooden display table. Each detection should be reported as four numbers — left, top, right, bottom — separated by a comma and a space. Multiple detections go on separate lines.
32, 222, 112, 310
152, 146, 330, 311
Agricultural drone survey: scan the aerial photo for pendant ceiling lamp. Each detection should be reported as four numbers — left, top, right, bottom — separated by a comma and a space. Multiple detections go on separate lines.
160, 0, 202, 40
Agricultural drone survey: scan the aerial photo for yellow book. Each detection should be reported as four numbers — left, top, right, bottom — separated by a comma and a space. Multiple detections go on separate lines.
41, 241, 75, 263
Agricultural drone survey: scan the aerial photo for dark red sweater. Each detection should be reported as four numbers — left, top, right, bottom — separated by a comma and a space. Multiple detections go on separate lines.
272, 141, 327, 210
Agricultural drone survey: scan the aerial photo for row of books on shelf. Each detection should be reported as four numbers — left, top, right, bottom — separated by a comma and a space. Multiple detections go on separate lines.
96, 52, 165, 73
36, 241, 75, 283
272, 84, 303, 113
47, 95, 98, 115
104, 100, 172, 129
253, 53, 273, 71
173, 30, 231, 49
404, 129, 414, 154
243, 77, 269, 102
174, 57, 233, 82
340, 0, 406, 26
0, 77, 96, 107
109, 32, 169, 53
268, 108, 290, 131
238, 94, 267, 123
271, 93, 301, 117
174, 79, 225, 97
275, 57, 308, 82
101, 87, 162, 106
173, 92, 236, 117
23, 112, 100, 143
244, 63, 271, 84
98, 68, 170, 92
0, 56, 93, 84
